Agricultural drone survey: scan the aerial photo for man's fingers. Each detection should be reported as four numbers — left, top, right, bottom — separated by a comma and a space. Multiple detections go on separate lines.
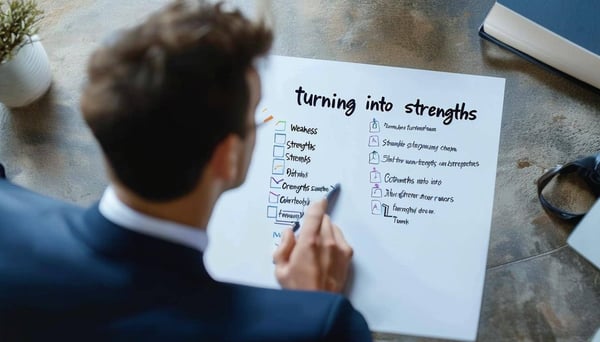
298, 199, 327, 241
332, 223, 353, 258
320, 214, 335, 244
319, 214, 334, 273
273, 228, 295, 264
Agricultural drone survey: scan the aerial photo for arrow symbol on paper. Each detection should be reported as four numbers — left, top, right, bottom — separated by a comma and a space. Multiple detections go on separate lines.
382, 203, 394, 218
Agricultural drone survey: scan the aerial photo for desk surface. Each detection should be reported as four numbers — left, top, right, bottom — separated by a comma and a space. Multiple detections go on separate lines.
1, 1, 599, 340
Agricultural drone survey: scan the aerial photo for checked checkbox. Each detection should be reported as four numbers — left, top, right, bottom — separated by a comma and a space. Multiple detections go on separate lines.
270, 177, 283, 188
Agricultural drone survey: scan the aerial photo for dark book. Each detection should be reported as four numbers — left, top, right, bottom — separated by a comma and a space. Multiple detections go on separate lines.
479, 0, 600, 90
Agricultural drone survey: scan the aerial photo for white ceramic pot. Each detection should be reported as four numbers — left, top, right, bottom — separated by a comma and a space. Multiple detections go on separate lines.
0, 35, 52, 108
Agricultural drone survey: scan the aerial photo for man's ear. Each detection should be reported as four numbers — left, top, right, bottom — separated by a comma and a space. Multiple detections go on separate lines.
209, 134, 243, 184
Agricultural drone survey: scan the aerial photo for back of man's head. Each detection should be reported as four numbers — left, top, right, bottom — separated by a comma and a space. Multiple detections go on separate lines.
81, 0, 272, 201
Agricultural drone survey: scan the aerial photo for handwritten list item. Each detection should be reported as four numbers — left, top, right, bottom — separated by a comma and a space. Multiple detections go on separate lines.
205, 55, 505, 341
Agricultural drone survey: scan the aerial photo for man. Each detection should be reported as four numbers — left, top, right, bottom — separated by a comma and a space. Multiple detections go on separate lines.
0, 1, 371, 341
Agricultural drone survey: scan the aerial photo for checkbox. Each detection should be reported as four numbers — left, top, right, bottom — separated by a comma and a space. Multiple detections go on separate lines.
369, 119, 380, 133
270, 177, 283, 188
274, 133, 286, 145
371, 200, 381, 215
371, 187, 382, 198
273, 145, 285, 158
274, 120, 286, 131
268, 191, 280, 203
369, 135, 379, 147
267, 205, 278, 218
370, 170, 381, 183
272, 159, 285, 175
369, 151, 380, 164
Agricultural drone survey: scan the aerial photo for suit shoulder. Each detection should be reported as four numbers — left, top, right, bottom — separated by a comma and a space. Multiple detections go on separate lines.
0, 179, 84, 214
224, 283, 372, 341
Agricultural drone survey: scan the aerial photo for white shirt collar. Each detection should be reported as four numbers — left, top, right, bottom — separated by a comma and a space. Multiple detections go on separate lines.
98, 186, 208, 253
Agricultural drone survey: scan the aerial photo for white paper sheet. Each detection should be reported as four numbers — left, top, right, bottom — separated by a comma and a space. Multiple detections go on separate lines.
205, 55, 505, 341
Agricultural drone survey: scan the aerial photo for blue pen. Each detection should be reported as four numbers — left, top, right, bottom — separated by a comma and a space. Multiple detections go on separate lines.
292, 183, 341, 233
325, 183, 341, 215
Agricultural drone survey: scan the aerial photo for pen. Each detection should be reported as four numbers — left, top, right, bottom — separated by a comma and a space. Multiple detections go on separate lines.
292, 183, 341, 233
256, 115, 273, 128
325, 183, 341, 215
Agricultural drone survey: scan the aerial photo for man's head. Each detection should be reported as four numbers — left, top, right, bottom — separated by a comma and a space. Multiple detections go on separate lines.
81, 0, 272, 201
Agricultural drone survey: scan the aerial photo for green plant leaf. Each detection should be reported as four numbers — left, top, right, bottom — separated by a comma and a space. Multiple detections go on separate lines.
0, 0, 44, 64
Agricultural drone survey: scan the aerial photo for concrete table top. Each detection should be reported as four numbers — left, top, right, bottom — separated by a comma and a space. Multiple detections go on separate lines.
1, 1, 599, 340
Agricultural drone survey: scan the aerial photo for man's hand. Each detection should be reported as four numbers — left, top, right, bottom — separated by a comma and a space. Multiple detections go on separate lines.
273, 199, 353, 293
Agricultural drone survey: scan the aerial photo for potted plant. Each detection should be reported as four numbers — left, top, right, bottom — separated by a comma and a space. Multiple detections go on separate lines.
0, 0, 51, 108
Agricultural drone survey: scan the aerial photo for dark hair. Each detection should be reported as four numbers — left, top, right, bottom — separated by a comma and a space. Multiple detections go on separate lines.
81, 0, 272, 201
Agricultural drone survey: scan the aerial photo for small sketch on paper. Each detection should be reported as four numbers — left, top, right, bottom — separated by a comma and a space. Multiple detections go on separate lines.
370, 168, 381, 183
371, 200, 381, 215
272, 159, 285, 175
371, 184, 382, 198
369, 118, 380, 133
369, 151, 380, 164
369, 135, 379, 147
381, 203, 396, 218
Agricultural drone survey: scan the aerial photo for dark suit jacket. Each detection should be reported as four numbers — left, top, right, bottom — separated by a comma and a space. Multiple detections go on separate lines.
0, 179, 371, 341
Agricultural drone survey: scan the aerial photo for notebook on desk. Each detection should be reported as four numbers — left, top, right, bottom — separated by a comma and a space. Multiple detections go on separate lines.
568, 199, 600, 270
479, 0, 600, 91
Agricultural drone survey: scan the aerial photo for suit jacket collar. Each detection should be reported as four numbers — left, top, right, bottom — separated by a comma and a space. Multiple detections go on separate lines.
98, 186, 208, 252
73, 204, 211, 280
